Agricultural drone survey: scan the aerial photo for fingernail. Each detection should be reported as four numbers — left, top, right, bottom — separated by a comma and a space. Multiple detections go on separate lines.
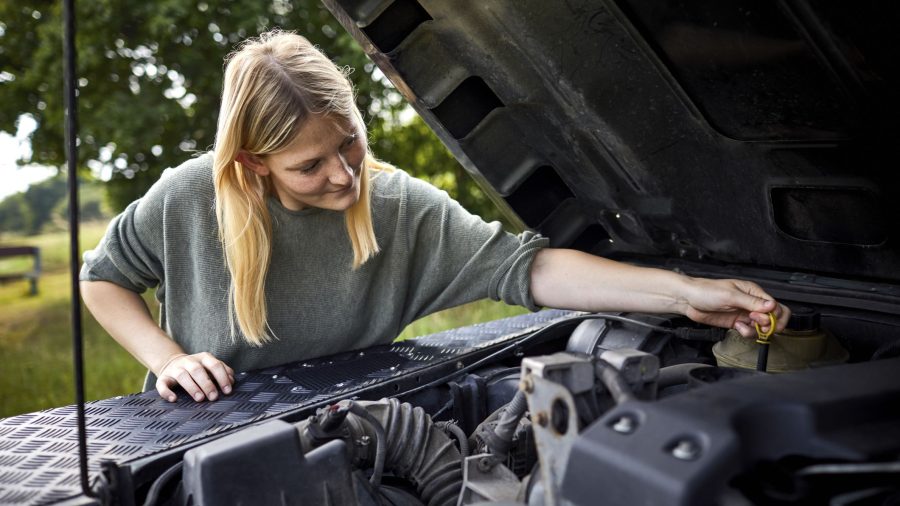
168, 395, 176, 402
223, 386, 232, 394
209, 392, 218, 401
194, 393, 204, 401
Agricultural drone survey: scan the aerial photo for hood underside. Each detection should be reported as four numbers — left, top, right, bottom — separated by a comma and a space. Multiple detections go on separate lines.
324, 0, 900, 286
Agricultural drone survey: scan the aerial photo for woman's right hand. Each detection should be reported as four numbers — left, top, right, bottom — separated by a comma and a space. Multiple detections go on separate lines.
155, 352, 235, 402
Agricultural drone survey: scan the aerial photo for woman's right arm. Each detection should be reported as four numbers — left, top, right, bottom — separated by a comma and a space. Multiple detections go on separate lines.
80, 280, 233, 402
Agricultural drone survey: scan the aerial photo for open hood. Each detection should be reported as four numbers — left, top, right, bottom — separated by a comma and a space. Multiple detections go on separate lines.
324, 0, 900, 289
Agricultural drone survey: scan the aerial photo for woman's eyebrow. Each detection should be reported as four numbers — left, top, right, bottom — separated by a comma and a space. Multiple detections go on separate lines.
284, 134, 356, 169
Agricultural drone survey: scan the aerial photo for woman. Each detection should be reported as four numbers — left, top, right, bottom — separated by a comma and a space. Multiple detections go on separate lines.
80, 31, 788, 403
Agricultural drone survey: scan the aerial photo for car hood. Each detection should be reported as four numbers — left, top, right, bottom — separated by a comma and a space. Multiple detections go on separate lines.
324, 0, 900, 289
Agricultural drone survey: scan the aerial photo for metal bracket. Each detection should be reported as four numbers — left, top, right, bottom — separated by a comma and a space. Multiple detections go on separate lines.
458, 453, 522, 505
522, 354, 588, 506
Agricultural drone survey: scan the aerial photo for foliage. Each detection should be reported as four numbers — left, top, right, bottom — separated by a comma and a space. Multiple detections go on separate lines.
0, 174, 66, 235
0, 175, 110, 237
0, 194, 33, 234
0, 0, 503, 221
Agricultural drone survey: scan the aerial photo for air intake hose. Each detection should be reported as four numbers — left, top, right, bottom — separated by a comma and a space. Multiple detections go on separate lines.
298, 398, 463, 506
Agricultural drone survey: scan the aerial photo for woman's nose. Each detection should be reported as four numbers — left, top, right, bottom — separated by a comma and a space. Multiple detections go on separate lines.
328, 154, 354, 186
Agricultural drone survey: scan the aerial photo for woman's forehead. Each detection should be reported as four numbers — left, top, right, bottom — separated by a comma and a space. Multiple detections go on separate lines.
306, 113, 361, 139
273, 114, 361, 160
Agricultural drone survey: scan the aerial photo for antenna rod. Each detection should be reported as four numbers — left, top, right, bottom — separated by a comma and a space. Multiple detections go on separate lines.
62, 0, 95, 498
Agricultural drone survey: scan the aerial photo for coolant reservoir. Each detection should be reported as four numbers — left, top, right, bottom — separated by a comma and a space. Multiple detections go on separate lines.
712, 307, 849, 372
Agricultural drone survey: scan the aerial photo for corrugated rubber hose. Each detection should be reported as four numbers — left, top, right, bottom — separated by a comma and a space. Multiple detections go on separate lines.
354, 399, 464, 506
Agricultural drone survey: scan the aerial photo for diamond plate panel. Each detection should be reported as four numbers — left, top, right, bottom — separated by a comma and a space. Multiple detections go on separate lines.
0, 309, 578, 505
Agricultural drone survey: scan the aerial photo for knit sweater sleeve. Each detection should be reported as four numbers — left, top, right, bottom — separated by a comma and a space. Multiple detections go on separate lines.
394, 172, 548, 320
79, 158, 203, 292
80, 206, 163, 295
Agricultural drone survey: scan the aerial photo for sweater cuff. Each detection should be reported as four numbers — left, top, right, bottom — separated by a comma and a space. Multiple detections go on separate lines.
488, 231, 549, 311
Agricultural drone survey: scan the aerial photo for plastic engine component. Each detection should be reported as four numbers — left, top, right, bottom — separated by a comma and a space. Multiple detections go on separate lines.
181, 420, 356, 505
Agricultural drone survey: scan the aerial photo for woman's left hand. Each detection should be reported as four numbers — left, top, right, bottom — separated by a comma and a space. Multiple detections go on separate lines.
681, 277, 791, 338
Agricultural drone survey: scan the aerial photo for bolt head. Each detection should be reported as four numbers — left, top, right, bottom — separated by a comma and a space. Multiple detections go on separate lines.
477, 456, 496, 472
611, 416, 636, 434
671, 440, 700, 460
521, 377, 534, 393
535, 411, 549, 427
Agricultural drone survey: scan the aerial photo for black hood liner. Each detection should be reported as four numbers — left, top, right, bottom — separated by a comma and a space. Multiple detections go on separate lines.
324, 0, 900, 286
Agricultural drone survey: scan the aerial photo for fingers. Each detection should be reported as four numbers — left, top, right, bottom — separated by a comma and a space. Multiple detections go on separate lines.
156, 353, 236, 402
774, 303, 791, 331
747, 302, 792, 332
729, 280, 776, 313
718, 279, 793, 337
734, 320, 755, 338
728, 279, 790, 327
200, 353, 234, 395
156, 376, 179, 403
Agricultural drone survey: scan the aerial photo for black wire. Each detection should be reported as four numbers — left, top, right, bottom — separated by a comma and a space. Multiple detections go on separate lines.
347, 402, 386, 489
142, 461, 183, 506
63, 0, 93, 498
435, 421, 469, 459
431, 398, 454, 420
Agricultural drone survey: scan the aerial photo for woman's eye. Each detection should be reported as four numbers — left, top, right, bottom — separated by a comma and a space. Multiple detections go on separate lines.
300, 162, 319, 174
342, 134, 358, 148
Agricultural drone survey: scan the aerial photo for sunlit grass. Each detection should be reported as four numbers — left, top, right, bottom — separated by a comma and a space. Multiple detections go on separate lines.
0, 225, 529, 417
0, 221, 149, 417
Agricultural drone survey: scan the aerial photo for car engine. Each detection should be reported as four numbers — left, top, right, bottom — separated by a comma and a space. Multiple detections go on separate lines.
144, 308, 900, 506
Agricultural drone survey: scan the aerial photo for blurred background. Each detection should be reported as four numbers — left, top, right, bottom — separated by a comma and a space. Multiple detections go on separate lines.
0, 0, 524, 417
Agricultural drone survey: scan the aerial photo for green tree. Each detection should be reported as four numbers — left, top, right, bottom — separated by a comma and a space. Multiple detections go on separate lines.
22, 175, 67, 234
0, 0, 502, 221
0, 194, 34, 236
0, 175, 68, 235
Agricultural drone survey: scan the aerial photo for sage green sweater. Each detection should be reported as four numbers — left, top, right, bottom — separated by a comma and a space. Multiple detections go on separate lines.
81, 154, 547, 389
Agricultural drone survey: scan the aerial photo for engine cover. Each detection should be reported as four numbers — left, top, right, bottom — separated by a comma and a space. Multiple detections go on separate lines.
562, 357, 900, 506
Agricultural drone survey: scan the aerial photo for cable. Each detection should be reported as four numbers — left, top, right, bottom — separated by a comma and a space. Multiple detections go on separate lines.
435, 421, 469, 459
431, 398, 455, 420
142, 461, 183, 506
346, 402, 386, 488
484, 391, 528, 459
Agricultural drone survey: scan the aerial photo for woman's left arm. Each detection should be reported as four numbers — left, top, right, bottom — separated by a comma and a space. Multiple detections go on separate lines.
529, 248, 790, 338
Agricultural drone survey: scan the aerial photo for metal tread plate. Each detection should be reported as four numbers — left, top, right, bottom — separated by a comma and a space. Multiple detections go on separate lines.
0, 309, 578, 505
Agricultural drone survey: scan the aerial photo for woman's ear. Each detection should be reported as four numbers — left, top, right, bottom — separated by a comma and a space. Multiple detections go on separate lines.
236, 151, 269, 176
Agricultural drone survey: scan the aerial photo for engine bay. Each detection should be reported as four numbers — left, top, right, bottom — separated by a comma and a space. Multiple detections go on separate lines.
2, 304, 899, 505
144, 306, 900, 506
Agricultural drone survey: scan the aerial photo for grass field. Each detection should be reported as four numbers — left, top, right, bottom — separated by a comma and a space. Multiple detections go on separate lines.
0, 223, 526, 417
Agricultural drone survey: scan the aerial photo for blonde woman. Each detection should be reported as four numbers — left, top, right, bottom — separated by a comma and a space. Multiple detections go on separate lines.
80, 31, 789, 403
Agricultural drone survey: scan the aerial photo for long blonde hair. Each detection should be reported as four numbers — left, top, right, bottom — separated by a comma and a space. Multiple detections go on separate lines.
213, 30, 383, 346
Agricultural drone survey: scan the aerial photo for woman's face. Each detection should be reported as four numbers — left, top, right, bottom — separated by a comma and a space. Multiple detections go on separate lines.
246, 114, 367, 212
